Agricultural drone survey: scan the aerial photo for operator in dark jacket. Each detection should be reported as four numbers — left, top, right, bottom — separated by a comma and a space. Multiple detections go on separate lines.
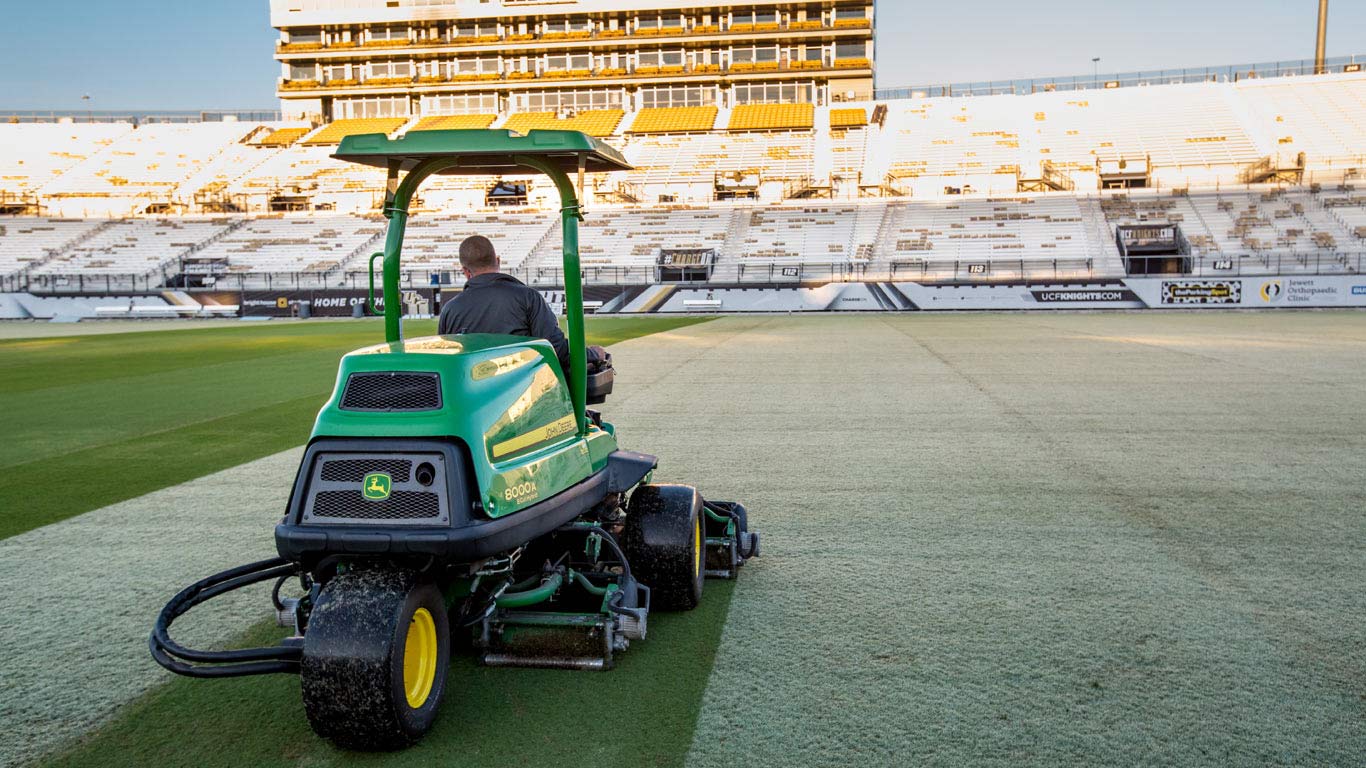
439, 235, 571, 372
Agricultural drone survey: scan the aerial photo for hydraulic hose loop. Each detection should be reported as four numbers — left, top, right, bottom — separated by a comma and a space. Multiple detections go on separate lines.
149, 557, 305, 678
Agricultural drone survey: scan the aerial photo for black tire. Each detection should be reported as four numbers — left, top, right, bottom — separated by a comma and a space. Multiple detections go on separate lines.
300, 568, 449, 751
623, 484, 705, 611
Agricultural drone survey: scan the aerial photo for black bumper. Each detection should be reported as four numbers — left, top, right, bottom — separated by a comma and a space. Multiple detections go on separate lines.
276, 469, 609, 565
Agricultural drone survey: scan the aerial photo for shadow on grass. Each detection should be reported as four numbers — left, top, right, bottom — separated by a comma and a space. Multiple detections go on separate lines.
47, 580, 735, 768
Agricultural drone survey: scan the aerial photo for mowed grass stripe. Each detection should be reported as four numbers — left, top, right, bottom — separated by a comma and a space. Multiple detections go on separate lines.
0, 316, 712, 541
9, 318, 734, 768
44, 585, 735, 768
0, 394, 324, 540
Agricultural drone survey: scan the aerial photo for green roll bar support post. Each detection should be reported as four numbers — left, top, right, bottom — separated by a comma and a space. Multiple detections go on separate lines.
371, 153, 591, 437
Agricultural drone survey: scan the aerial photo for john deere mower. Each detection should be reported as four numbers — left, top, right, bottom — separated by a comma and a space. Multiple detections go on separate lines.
149, 129, 758, 750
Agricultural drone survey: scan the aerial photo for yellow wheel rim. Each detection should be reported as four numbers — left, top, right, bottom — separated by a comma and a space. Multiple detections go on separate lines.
694, 514, 703, 579
402, 607, 438, 709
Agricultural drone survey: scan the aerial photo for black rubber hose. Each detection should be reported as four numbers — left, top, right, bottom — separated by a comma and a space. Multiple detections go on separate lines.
155, 562, 301, 662
560, 523, 631, 579
150, 557, 304, 674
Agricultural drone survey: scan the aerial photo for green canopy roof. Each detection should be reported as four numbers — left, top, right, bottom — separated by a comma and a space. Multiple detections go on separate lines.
332, 129, 632, 175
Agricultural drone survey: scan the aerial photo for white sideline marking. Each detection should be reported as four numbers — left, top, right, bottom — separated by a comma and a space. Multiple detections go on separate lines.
0, 448, 303, 768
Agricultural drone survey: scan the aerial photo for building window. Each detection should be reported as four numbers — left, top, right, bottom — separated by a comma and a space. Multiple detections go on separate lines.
731, 45, 779, 63
453, 57, 499, 74
512, 89, 623, 112
546, 53, 593, 71
835, 7, 866, 20
368, 25, 407, 43
366, 60, 412, 80
289, 63, 317, 80
637, 50, 684, 68
288, 29, 322, 45
835, 42, 866, 59
734, 9, 780, 26
421, 93, 499, 115
639, 85, 712, 108
636, 14, 684, 31
732, 82, 811, 105
336, 96, 410, 118
324, 63, 351, 82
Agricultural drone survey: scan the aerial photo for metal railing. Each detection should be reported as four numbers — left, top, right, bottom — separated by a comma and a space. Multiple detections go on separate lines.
876, 55, 1364, 100
0, 109, 282, 124
7, 250, 1363, 296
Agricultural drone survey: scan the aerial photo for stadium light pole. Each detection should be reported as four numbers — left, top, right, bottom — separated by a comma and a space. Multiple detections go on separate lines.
1092, 57, 1100, 88
1314, 0, 1328, 75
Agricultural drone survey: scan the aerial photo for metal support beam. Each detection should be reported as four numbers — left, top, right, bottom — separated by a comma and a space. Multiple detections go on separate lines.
1315, 0, 1329, 75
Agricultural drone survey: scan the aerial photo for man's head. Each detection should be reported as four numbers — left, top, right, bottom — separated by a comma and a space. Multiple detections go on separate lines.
458, 235, 500, 279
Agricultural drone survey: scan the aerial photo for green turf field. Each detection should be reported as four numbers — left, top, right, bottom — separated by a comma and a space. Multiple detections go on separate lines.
0, 317, 711, 540
4, 313, 1364, 768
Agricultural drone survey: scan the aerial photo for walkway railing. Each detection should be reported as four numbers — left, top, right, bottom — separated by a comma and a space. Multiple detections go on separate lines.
876, 55, 1364, 100
7, 251, 1362, 296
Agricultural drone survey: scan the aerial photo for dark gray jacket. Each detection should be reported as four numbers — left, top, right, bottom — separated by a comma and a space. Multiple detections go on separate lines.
439, 273, 570, 370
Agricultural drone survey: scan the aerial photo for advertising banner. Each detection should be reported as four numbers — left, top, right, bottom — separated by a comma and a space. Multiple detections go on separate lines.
894, 282, 1146, 310
1122, 276, 1366, 308
239, 289, 435, 317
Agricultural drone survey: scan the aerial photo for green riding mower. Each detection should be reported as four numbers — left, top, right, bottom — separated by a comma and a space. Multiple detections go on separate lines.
149, 129, 759, 750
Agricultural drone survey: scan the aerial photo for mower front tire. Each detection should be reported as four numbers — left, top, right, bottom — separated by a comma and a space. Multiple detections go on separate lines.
300, 569, 449, 751
624, 484, 705, 611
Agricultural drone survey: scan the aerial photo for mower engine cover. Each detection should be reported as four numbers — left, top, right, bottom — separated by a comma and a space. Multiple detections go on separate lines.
275, 334, 623, 565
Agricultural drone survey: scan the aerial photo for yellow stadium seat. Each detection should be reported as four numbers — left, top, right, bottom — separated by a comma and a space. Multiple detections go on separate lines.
408, 115, 498, 132
253, 127, 311, 147
503, 110, 626, 138
627, 106, 719, 134
830, 108, 869, 128
301, 118, 409, 145
728, 103, 815, 131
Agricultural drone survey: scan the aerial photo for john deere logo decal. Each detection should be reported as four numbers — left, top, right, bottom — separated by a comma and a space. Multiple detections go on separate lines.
363, 472, 392, 501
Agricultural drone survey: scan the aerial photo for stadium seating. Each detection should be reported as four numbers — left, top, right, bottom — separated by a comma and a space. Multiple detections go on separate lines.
0, 124, 132, 196
408, 115, 498, 132
627, 107, 719, 134
527, 206, 730, 277
191, 215, 382, 273
253, 127, 311, 147
830, 108, 869, 129
728, 104, 815, 131
3, 69, 1365, 286
502, 110, 625, 137
40, 122, 253, 204
1237, 74, 1366, 170
301, 118, 408, 145
32, 218, 236, 276
0, 218, 107, 275
876, 196, 1093, 266
359, 211, 551, 274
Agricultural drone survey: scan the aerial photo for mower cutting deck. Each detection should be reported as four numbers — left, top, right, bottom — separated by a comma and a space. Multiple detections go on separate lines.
149, 129, 758, 751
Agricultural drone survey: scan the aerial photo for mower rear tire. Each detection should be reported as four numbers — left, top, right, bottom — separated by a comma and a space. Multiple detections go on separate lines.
300, 568, 449, 751
624, 484, 705, 611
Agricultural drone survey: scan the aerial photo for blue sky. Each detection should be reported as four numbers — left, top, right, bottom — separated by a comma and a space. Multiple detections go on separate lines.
1, 1, 1362, 110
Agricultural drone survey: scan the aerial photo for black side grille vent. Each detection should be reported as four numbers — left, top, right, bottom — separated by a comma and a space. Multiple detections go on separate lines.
340, 372, 441, 412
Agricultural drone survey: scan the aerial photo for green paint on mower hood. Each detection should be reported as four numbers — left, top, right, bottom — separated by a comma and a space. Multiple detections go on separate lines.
311, 334, 618, 518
